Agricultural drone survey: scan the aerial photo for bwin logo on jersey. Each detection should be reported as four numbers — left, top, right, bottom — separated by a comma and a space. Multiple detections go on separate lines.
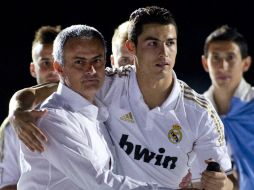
119, 134, 177, 169
168, 124, 182, 144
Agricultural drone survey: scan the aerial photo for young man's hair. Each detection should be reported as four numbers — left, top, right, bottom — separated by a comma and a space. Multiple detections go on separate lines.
128, 6, 177, 46
111, 21, 129, 56
32, 25, 61, 48
32, 25, 61, 61
204, 25, 249, 59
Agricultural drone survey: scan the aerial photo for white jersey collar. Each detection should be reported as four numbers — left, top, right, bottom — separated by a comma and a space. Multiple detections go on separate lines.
129, 70, 180, 112
204, 78, 252, 110
234, 78, 252, 101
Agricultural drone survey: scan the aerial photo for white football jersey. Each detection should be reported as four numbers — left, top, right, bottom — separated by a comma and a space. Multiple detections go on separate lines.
97, 66, 231, 189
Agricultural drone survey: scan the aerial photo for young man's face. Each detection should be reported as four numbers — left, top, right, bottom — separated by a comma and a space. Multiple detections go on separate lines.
202, 41, 251, 89
58, 37, 105, 99
111, 42, 134, 69
30, 43, 59, 84
130, 23, 177, 80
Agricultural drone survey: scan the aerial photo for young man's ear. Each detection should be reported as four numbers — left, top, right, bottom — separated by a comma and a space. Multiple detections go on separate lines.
53, 61, 63, 74
110, 54, 115, 68
201, 55, 209, 72
243, 56, 252, 72
125, 40, 136, 54
29, 62, 36, 78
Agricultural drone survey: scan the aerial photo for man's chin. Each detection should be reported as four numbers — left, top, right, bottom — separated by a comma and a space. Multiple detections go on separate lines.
45, 77, 60, 83
84, 82, 102, 90
216, 81, 230, 88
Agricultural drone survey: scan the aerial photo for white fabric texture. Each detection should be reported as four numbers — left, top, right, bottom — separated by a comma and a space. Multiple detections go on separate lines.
0, 123, 21, 188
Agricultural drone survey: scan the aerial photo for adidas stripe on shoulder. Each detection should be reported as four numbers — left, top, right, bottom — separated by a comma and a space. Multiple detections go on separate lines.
105, 65, 133, 77
179, 80, 225, 146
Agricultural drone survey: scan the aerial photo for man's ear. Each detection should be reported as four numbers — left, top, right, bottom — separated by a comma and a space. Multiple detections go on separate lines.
201, 55, 209, 72
110, 54, 115, 68
53, 61, 63, 74
30, 62, 36, 78
243, 56, 252, 72
125, 40, 136, 54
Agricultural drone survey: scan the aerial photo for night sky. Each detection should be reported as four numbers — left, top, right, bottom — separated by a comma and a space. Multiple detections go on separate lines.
1, 0, 254, 121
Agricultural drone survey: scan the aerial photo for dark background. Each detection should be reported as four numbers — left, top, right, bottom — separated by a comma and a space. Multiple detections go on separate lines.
1, 0, 254, 122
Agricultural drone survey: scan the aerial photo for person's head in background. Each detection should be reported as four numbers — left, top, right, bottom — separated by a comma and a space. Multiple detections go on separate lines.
110, 21, 134, 69
30, 25, 61, 84
202, 25, 252, 91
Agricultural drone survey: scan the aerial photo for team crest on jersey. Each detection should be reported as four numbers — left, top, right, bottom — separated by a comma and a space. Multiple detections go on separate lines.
168, 124, 182, 144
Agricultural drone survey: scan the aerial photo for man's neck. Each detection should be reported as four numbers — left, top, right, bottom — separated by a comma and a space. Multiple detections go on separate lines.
83, 93, 96, 104
213, 86, 236, 115
137, 73, 173, 109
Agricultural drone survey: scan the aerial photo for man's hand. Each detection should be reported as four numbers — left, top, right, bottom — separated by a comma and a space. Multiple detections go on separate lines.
9, 109, 48, 152
179, 169, 192, 188
179, 170, 199, 189
201, 160, 233, 190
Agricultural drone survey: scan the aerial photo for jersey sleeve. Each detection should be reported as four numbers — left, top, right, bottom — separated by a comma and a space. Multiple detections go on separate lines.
193, 104, 232, 175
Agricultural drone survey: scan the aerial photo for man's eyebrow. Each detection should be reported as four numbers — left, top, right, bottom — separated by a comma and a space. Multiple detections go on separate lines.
144, 36, 159, 41
74, 54, 104, 60
38, 57, 52, 62
144, 36, 177, 41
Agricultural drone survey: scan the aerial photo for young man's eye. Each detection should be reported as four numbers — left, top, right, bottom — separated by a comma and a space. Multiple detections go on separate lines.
227, 55, 235, 62
92, 59, 104, 66
74, 60, 83, 65
39, 61, 53, 67
120, 58, 131, 65
212, 55, 220, 61
44, 61, 52, 66
148, 41, 157, 46
166, 40, 175, 46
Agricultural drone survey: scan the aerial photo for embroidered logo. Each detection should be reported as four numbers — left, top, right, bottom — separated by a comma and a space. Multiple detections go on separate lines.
168, 124, 182, 144
120, 112, 135, 123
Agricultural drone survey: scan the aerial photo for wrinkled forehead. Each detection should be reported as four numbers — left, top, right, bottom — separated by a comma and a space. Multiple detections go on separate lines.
63, 38, 106, 61
65, 37, 104, 51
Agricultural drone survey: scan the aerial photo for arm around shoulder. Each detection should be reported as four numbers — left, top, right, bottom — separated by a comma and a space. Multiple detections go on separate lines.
8, 82, 58, 117
6, 83, 58, 152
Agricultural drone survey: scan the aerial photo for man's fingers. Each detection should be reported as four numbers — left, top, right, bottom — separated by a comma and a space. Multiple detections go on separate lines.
19, 126, 45, 152
201, 171, 227, 190
179, 181, 190, 188
28, 122, 48, 142
33, 130, 47, 142
17, 120, 47, 142
204, 159, 216, 165
11, 109, 47, 152
19, 135, 35, 152
179, 169, 192, 188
